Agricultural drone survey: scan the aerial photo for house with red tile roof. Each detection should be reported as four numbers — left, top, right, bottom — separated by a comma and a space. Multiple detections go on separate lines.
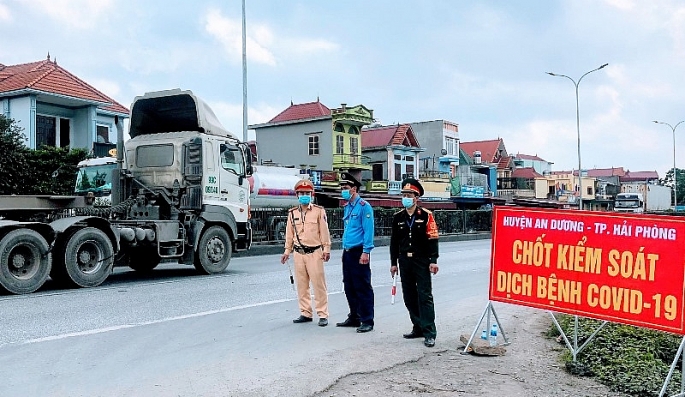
459, 138, 512, 175
249, 100, 374, 188
0, 55, 129, 153
360, 124, 424, 192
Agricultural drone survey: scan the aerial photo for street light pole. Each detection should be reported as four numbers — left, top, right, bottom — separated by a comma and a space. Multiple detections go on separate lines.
653, 120, 685, 210
547, 63, 608, 211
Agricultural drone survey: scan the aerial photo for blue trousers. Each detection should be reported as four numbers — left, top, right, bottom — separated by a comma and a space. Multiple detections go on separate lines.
342, 247, 374, 326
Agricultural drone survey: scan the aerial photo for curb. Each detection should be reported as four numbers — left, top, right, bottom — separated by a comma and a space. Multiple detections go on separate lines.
234, 232, 492, 257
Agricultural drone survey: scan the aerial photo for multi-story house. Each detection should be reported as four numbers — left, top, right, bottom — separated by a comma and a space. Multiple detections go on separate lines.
460, 138, 511, 197
0, 55, 129, 154
248, 100, 374, 190
409, 120, 460, 175
361, 123, 424, 194
512, 153, 553, 175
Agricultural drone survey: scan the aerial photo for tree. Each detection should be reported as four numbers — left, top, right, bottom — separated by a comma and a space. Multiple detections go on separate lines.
660, 168, 683, 206
0, 115, 89, 195
0, 115, 29, 194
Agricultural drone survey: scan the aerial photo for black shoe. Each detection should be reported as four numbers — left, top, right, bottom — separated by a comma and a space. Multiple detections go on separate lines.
336, 318, 361, 327
403, 330, 424, 339
356, 324, 374, 333
318, 318, 328, 327
424, 337, 435, 347
293, 315, 313, 324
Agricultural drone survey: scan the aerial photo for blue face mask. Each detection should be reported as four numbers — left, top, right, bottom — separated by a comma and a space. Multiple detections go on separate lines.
402, 197, 415, 208
341, 189, 351, 201
298, 195, 311, 205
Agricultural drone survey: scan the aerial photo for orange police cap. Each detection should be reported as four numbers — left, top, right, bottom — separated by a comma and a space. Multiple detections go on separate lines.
294, 179, 315, 192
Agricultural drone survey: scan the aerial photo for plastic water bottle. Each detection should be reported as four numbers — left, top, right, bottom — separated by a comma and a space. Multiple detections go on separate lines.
489, 324, 498, 347
480, 330, 487, 340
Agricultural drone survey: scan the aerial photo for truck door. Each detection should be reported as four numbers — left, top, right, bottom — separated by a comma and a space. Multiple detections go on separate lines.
218, 143, 250, 220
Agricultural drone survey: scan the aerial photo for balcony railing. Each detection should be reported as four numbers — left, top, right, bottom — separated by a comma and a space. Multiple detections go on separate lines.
333, 153, 365, 165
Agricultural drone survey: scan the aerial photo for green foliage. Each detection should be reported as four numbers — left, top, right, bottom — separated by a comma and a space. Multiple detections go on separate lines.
0, 115, 89, 195
0, 115, 29, 194
553, 315, 682, 396
661, 168, 683, 205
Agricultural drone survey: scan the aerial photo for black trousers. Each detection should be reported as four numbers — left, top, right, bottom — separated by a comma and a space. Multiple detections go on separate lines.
342, 247, 374, 326
399, 256, 436, 338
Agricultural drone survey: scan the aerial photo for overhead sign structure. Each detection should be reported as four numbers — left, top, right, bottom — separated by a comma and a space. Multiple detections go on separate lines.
490, 206, 685, 334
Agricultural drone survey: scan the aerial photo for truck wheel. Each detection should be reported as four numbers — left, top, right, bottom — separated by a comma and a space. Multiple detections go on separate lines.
54, 227, 113, 288
194, 226, 232, 274
0, 229, 51, 294
127, 247, 161, 273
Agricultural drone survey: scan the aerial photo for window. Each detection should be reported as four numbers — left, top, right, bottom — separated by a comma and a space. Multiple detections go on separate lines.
394, 154, 402, 160
350, 137, 358, 154
372, 164, 383, 181
405, 156, 414, 162
97, 125, 109, 143
406, 164, 414, 178
334, 122, 344, 132
308, 135, 319, 155
220, 144, 244, 174
587, 186, 593, 195
349, 126, 359, 135
36, 115, 56, 148
445, 137, 457, 155
59, 119, 70, 147
394, 163, 401, 181
136, 144, 174, 167
336, 135, 344, 154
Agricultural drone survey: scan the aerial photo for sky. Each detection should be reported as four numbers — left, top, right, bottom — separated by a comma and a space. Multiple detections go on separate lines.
1, 0, 685, 177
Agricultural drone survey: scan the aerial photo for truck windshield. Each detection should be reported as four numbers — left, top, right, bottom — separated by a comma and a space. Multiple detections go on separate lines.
75, 164, 116, 195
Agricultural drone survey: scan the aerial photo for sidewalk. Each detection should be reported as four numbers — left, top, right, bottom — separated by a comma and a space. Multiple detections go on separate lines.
234, 232, 492, 257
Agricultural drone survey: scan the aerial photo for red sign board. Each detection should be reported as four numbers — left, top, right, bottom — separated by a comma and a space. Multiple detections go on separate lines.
489, 206, 685, 334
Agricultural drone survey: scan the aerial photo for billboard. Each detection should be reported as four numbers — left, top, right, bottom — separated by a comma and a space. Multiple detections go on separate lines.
489, 206, 685, 334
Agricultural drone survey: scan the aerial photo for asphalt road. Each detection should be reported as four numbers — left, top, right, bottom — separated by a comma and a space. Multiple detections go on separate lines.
0, 239, 497, 397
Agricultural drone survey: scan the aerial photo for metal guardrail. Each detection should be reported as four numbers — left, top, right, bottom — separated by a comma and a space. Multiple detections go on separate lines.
250, 208, 493, 243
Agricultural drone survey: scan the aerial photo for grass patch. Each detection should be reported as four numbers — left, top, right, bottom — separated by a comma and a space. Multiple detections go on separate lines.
550, 315, 683, 396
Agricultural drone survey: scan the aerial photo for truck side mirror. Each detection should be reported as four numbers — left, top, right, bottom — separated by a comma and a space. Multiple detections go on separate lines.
242, 144, 253, 176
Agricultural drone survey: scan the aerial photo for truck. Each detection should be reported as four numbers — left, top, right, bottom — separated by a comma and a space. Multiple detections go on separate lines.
0, 89, 253, 294
75, 157, 304, 240
614, 184, 672, 213
75, 156, 117, 206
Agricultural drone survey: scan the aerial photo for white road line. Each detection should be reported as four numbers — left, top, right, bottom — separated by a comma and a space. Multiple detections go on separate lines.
14, 298, 292, 347
8, 284, 394, 348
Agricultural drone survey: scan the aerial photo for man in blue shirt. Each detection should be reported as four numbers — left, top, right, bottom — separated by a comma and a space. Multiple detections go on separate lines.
336, 172, 375, 333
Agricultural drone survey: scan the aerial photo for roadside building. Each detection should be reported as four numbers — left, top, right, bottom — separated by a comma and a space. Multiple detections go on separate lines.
0, 55, 129, 155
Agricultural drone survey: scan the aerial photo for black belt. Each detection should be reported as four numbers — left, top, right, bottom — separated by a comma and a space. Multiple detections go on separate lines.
343, 245, 363, 252
294, 245, 322, 254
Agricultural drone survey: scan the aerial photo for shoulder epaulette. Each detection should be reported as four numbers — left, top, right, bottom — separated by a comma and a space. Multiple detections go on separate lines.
288, 207, 297, 212
421, 207, 433, 214
312, 204, 324, 209
394, 209, 405, 215
359, 199, 367, 206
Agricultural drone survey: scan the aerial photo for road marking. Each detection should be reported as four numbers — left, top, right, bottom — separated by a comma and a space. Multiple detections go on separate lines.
14, 298, 293, 347
8, 283, 393, 348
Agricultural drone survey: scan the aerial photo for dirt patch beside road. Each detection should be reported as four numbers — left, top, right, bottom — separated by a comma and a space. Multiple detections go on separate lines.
314, 308, 628, 397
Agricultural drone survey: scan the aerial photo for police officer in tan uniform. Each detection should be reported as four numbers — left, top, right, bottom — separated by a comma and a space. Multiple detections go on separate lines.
281, 179, 332, 326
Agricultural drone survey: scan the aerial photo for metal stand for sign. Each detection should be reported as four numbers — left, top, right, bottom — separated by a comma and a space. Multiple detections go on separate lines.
658, 336, 685, 397
461, 301, 510, 354
549, 313, 607, 362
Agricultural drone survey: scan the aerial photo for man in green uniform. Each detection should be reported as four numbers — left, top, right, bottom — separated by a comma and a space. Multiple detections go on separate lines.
389, 178, 440, 347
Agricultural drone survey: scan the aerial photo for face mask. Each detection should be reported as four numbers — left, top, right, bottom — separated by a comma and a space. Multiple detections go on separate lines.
298, 195, 311, 205
341, 189, 351, 200
402, 197, 415, 208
